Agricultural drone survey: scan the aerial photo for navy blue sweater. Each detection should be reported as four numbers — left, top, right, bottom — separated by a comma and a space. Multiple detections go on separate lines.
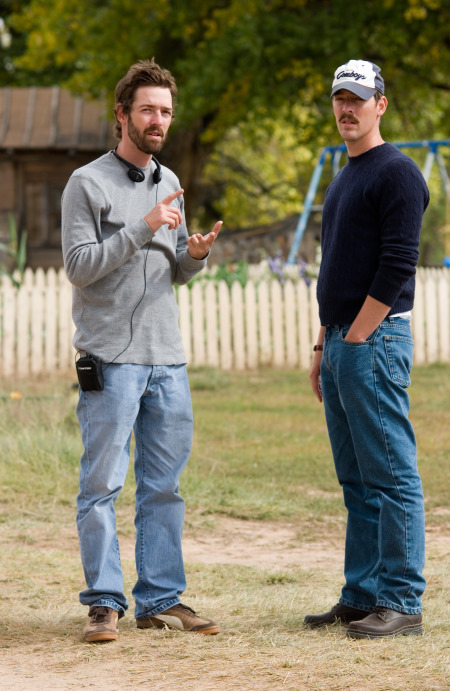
316, 143, 429, 326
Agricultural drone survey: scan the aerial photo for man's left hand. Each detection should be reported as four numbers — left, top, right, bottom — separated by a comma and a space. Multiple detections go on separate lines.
187, 221, 223, 260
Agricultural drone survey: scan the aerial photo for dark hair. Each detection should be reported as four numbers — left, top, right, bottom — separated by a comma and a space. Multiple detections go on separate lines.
113, 58, 177, 139
332, 89, 384, 103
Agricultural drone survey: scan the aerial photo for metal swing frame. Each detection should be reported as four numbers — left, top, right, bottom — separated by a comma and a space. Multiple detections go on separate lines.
286, 139, 450, 265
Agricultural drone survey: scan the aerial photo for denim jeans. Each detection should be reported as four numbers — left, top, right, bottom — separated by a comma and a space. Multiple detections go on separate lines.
76, 363, 193, 619
320, 318, 425, 614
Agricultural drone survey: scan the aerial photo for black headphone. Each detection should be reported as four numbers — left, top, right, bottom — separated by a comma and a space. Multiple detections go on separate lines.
113, 149, 162, 184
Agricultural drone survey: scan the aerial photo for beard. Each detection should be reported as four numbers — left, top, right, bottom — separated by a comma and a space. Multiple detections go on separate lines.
127, 114, 166, 155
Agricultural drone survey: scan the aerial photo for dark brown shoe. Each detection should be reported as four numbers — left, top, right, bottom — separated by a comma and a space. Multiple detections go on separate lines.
347, 606, 423, 639
136, 603, 220, 634
304, 603, 370, 628
84, 606, 119, 642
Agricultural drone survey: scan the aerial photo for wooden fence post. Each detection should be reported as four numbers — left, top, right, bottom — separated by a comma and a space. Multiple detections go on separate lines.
1, 267, 449, 376
284, 280, 298, 368
437, 268, 450, 362
245, 281, 258, 369
231, 282, 245, 370
1, 276, 16, 377
218, 280, 232, 370
412, 269, 426, 365
45, 268, 58, 372
205, 282, 219, 368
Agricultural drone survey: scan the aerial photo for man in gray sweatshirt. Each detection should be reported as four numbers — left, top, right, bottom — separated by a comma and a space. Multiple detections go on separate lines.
62, 59, 222, 642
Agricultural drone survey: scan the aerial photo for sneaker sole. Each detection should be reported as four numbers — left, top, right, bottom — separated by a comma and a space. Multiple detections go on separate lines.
347, 624, 423, 639
136, 619, 220, 635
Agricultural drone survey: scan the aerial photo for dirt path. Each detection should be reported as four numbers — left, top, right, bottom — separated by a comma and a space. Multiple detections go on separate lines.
182, 517, 345, 569
1, 518, 448, 691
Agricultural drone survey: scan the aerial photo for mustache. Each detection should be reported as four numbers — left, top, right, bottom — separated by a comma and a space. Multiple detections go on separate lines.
339, 113, 360, 124
145, 127, 165, 136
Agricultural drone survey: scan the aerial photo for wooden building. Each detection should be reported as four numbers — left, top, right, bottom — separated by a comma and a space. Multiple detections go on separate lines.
0, 86, 116, 270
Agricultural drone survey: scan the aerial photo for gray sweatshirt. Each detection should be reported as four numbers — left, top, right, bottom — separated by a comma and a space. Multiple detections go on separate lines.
62, 151, 207, 365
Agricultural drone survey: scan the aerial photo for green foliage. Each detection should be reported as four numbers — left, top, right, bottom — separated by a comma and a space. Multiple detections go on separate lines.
0, 1, 30, 84
190, 257, 318, 289
2, 1, 450, 233
196, 260, 250, 288
0, 366, 448, 525
0, 214, 27, 286
201, 107, 323, 229
420, 176, 449, 265
6, 0, 449, 137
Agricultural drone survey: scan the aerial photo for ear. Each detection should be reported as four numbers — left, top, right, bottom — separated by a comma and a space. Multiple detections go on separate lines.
377, 96, 388, 117
115, 103, 127, 125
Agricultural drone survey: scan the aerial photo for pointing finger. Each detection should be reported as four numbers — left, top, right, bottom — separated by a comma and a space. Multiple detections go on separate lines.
203, 222, 223, 243
161, 189, 184, 206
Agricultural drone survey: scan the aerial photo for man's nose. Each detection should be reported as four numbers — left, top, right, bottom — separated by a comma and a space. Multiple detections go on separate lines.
150, 109, 164, 125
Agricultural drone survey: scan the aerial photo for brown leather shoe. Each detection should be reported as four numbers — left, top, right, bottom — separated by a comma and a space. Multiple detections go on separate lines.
347, 606, 423, 639
136, 603, 220, 634
84, 606, 119, 642
303, 603, 370, 628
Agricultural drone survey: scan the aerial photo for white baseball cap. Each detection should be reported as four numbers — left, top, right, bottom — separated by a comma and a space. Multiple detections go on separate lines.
331, 60, 384, 99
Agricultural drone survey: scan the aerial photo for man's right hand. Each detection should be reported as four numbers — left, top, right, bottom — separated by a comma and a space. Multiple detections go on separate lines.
144, 189, 184, 232
310, 327, 325, 402
309, 351, 323, 403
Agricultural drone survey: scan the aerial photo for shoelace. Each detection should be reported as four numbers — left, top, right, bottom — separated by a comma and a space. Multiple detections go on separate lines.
373, 606, 390, 620
177, 603, 197, 615
90, 607, 111, 622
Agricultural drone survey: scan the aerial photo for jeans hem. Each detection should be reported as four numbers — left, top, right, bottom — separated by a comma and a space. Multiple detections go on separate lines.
136, 597, 181, 619
376, 600, 422, 615
90, 598, 126, 618
339, 597, 374, 613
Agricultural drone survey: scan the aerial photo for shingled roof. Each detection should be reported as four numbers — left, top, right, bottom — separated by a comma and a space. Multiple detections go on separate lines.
0, 86, 116, 151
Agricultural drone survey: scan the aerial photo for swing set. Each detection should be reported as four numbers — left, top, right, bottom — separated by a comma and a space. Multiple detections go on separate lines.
286, 139, 450, 266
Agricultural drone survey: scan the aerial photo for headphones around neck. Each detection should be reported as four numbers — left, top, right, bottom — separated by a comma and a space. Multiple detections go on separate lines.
113, 149, 162, 184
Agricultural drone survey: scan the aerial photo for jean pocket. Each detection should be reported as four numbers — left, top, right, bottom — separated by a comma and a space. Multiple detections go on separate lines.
340, 325, 378, 345
384, 334, 414, 387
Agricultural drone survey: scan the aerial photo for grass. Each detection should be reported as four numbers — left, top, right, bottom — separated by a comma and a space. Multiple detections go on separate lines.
0, 365, 449, 690
1, 365, 448, 523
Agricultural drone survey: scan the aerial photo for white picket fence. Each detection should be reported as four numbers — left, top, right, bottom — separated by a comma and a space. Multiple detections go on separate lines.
0, 267, 449, 378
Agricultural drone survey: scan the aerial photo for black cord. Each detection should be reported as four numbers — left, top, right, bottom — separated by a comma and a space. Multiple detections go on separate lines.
104, 176, 159, 368
103, 239, 153, 368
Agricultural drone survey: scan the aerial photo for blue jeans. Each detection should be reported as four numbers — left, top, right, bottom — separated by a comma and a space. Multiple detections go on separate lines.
320, 318, 425, 615
76, 363, 193, 619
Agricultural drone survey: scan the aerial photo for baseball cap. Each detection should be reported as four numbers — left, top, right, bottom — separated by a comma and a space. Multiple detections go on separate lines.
331, 60, 384, 100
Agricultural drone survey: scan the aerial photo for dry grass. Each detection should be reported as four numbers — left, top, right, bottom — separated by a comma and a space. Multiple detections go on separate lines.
0, 366, 449, 689
1, 507, 449, 690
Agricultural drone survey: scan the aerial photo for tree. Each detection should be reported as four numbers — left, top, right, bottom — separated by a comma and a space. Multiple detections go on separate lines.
3, 0, 450, 229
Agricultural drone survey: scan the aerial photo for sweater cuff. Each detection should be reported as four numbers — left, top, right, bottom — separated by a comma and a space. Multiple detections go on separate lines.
369, 273, 408, 307
125, 218, 155, 249
181, 249, 208, 270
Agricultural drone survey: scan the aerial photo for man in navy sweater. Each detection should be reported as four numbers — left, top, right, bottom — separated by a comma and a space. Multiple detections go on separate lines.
305, 60, 429, 638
